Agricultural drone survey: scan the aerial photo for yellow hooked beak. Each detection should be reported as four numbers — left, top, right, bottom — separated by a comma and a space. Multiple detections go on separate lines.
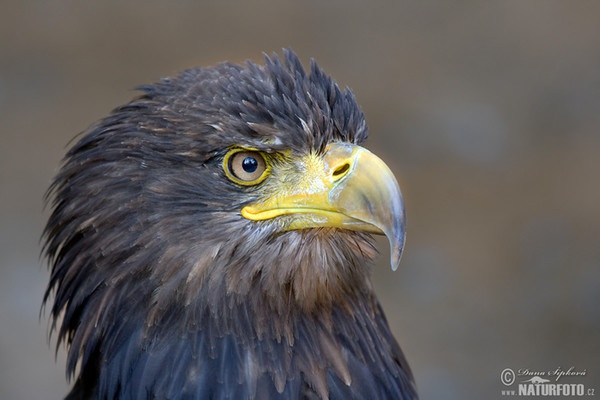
241, 142, 406, 270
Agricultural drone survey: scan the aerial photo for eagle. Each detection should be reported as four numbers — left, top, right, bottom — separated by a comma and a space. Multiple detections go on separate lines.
43, 50, 418, 400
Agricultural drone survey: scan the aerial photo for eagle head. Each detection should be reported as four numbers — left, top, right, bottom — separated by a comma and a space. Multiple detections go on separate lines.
43, 50, 415, 400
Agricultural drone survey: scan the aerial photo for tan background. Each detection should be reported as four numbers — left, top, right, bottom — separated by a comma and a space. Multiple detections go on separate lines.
1, 2, 599, 399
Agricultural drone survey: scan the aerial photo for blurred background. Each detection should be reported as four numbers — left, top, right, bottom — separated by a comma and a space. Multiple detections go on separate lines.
1, 1, 599, 399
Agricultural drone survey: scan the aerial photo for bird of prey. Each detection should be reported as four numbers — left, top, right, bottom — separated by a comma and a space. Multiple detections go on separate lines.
43, 50, 418, 399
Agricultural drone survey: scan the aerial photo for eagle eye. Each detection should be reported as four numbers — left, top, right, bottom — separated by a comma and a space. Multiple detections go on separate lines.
224, 149, 269, 185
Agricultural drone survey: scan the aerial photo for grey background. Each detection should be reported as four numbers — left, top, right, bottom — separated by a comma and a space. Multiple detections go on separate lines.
1, 2, 599, 399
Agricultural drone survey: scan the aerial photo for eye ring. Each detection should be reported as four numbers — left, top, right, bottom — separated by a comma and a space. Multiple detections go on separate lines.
223, 149, 269, 185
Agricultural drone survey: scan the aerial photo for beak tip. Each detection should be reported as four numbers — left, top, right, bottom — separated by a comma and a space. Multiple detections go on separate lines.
390, 246, 402, 271
388, 227, 405, 271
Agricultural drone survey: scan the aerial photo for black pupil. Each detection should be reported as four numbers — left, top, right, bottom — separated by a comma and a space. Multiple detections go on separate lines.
242, 156, 258, 173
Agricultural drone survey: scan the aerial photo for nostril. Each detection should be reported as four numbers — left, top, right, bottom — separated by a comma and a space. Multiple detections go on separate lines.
332, 163, 350, 179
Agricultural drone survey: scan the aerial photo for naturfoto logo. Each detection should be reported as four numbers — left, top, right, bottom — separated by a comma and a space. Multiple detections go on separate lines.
500, 366, 594, 397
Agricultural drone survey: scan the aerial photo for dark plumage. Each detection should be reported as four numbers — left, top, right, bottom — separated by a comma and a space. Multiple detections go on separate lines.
43, 50, 417, 399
